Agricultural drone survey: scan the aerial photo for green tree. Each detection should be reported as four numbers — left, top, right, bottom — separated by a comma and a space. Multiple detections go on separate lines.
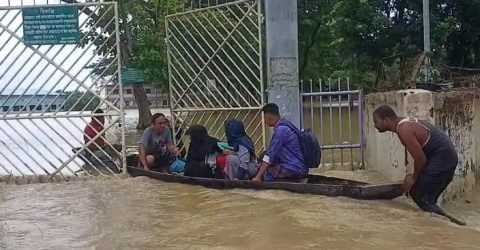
63, 0, 184, 129
299, 0, 480, 90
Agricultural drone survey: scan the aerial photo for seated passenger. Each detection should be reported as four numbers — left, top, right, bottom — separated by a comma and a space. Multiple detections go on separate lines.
139, 113, 177, 172
252, 103, 308, 182
223, 119, 258, 180
184, 125, 223, 178
83, 109, 120, 173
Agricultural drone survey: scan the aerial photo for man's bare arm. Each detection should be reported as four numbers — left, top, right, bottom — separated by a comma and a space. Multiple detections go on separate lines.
139, 144, 149, 170
398, 127, 427, 180
252, 162, 269, 182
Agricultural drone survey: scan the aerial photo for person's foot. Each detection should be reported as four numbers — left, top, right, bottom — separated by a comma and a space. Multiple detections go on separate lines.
428, 205, 467, 226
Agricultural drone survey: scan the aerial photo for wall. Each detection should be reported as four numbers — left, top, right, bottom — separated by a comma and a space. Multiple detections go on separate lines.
365, 89, 480, 201
432, 90, 480, 200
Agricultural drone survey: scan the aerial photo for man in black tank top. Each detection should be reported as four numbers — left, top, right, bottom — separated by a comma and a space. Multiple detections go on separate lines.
372, 105, 461, 222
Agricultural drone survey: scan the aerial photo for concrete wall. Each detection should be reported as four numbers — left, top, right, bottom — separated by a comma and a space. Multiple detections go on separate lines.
432, 90, 480, 200
365, 88, 480, 201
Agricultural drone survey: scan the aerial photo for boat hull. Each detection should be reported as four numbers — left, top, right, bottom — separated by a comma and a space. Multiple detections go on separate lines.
127, 166, 403, 200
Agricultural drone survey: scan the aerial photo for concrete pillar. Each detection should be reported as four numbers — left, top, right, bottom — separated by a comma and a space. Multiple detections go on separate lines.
423, 0, 431, 53
265, 0, 300, 127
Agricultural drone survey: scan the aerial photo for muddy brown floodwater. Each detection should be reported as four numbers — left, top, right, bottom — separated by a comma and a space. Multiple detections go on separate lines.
1, 171, 479, 250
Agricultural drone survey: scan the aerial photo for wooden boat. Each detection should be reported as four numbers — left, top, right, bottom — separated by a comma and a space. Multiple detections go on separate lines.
71, 152, 402, 200
127, 166, 403, 200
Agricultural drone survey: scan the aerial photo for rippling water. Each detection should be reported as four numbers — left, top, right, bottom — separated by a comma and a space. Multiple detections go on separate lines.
1, 174, 479, 250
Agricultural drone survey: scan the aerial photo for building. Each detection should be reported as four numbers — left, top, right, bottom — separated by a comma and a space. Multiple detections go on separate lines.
102, 84, 170, 109
0, 94, 66, 113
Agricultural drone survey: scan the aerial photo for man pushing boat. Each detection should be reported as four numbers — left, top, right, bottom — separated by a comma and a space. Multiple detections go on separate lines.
372, 105, 465, 225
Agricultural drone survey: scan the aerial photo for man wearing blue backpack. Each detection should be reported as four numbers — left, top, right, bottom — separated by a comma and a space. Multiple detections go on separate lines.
252, 103, 309, 182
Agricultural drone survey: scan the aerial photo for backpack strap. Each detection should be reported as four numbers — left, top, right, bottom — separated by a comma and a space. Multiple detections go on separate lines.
404, 146, 409, 166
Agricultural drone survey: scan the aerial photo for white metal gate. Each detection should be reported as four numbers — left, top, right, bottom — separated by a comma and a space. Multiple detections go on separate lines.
0, 1, 125, 179
166, 0, 266, 153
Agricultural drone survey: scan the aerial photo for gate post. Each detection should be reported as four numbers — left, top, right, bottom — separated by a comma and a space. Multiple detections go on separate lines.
265, 0, 301, 127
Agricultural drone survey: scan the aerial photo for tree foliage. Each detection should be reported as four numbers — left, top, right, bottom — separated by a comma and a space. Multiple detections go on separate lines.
63, 0, 189, 128
299, 0, 480, 90
67, 0, 480, 95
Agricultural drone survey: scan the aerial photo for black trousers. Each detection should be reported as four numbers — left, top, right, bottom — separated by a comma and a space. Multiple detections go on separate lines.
410, 167, 455, 214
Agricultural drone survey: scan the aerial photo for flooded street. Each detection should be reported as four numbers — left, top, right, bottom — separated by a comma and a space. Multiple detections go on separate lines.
2, 0, 480, 248
1, 110, 479, 249
1, 107, 479, 249
1, 175, 479, 250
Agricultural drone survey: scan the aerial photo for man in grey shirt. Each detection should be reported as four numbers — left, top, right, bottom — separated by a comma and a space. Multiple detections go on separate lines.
139, 113, 177, 172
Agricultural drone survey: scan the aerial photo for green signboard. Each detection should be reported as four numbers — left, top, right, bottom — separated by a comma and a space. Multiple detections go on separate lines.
121, 67, 145, 85
22, 6, 79, 45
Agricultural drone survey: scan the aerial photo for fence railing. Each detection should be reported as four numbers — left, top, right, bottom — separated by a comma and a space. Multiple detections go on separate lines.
300, 78, 365, 169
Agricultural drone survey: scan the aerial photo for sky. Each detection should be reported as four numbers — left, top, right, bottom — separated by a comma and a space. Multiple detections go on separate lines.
0, 0, 115, 96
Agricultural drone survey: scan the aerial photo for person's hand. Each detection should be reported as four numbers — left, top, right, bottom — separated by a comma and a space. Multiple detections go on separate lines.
174, 147, 180, 157
402, 174, 415, 195
168, 146, 180, 157
140, 161, 149, 171
223, 150, 235, 155
251, 175, 262, 183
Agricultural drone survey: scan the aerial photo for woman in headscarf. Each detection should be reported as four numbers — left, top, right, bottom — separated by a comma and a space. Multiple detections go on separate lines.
183, 125, 223, 178
224, 119, 258, 180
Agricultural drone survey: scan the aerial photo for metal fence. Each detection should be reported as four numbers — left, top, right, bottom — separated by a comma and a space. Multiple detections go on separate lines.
0, 1, 125, 178
166, 0, 266, 154
300, 78, 365, 169
165, 0, 254, 14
